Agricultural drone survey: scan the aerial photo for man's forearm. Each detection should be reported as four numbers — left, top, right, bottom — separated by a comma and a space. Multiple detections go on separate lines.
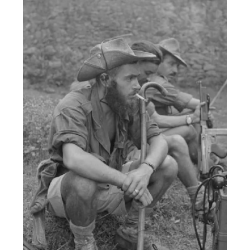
62, 143, 126, 188
151, 111, 187, 128
186, 98, 200, 110
144, 134, 168, 171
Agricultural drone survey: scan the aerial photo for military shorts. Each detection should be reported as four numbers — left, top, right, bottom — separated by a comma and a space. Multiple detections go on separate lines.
47, 161, 132, 220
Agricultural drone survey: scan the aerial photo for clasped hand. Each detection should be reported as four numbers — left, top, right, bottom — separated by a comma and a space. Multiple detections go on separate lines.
122, 165, 153, 207
191, 102, 205, 123
191, 102, 215, 123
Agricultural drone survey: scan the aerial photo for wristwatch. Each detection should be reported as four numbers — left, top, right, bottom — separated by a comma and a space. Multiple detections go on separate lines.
186, 115, 192, 125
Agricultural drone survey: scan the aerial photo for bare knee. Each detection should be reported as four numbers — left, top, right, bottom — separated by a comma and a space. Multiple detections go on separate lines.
61, 172, 97, 202
171, 134, 186, 146
168, 125, 197, 142
185, 125, 197, 142
160, 155, 178, 180
165, 134, 188, 152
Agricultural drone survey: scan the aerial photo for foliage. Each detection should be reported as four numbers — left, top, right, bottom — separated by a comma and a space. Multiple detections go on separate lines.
23, 90, 60, 164
23, 0, 227, 88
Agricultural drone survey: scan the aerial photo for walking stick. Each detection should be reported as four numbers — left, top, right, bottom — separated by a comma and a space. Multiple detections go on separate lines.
137, 82, 169, 250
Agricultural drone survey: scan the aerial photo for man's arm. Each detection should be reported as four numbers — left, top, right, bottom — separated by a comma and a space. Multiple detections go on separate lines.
186, 97, 200, 110
151, 111, 189, 128
123, 134, 168, 199
146, 75, 196, 113
63, 143, 154, 206
62, 143, 127, 188
144, 134, 169, 170
148, 101, 203, 128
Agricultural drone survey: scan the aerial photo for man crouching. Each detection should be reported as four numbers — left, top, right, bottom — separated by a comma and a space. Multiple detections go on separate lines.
46, 38, 176, 250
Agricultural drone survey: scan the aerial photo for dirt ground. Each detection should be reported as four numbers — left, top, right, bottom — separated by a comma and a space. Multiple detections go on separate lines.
23, 84, 227, 250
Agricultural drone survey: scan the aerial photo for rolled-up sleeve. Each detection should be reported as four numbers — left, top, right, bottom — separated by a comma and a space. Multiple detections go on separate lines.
146, 112, 161, 140
128, 110, 161, 149
146, 101, 156, 117
146, 76, 193, 112
50, 107, 88, 157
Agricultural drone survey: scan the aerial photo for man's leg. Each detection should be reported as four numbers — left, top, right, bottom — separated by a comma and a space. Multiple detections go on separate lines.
161, 125, 198, 164
163, 135, 215, 215
163, 134, 199, 186
116, 155, 178, 250
60, 171, 98, 250
125, 155, 178, 207
143, 155, 178, 207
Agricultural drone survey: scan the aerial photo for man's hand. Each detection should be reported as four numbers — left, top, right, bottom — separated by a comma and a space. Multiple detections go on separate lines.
135, 188, 153, 207
122, 165, 153, 206
191, 102, 206, 123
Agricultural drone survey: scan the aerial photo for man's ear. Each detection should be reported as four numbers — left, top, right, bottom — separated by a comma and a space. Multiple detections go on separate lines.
100, 73, 110, 87
100, 73, 109, 82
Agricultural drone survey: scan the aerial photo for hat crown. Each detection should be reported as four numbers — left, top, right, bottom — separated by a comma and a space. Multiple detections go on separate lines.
89, 44, 101, 56
159, 38, 181, 56
158, 38, 187, 67
102, 38, 134, 55
87, 38, 136, 70
89, 39, 135, 56
77, 38, 157, 81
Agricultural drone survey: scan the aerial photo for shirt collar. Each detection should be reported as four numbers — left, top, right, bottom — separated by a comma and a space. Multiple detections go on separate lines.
91, 83, 130, 122
90, 83, 105, 128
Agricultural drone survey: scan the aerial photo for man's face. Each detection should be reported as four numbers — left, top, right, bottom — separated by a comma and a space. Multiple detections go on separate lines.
106, 64, 141, 116
157, 54, 180, 81
137, 61, 159, 85
115, 64, 141, 103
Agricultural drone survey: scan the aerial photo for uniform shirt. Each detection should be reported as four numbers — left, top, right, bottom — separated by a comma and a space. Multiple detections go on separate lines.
48, 81, 160, 172
144, 74, 193, 116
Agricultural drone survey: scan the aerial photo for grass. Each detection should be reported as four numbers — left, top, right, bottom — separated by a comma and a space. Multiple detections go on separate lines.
23, 85, 227, 250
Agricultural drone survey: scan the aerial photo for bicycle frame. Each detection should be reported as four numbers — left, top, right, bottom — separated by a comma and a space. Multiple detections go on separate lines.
197, 81, 227, 250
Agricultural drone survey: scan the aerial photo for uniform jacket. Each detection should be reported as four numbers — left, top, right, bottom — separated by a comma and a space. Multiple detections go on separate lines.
30, 81, 160, 213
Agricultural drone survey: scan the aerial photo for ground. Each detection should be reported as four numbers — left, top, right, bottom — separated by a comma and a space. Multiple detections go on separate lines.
23, 84, 227, 250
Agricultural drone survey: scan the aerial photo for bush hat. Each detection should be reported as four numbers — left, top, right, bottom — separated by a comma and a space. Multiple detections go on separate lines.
77, 38, 157, 81
157, 38, 187, 67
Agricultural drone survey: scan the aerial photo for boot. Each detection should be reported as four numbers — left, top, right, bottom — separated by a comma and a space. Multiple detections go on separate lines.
70, 220, 98, 250
115, 200, 169, 250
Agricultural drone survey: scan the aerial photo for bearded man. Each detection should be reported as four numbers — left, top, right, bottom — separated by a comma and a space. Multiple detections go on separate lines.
30, 38, 212, 250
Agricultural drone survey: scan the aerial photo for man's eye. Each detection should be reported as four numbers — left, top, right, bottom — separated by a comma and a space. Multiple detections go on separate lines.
145, 71, 152, 76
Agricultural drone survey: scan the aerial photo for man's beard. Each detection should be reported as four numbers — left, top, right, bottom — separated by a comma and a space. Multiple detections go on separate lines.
105, 80, 139, 118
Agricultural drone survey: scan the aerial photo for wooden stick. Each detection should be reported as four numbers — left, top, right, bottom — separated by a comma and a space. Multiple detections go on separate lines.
137, 96, 147, 250
137, 82, 169, 250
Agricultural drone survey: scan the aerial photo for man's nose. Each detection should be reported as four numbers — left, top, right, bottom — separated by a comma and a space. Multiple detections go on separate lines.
173, 65, 178, 74
133, 79, 141, 91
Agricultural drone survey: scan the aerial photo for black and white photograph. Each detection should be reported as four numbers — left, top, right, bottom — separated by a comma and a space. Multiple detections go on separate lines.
21, 0, 233, 249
